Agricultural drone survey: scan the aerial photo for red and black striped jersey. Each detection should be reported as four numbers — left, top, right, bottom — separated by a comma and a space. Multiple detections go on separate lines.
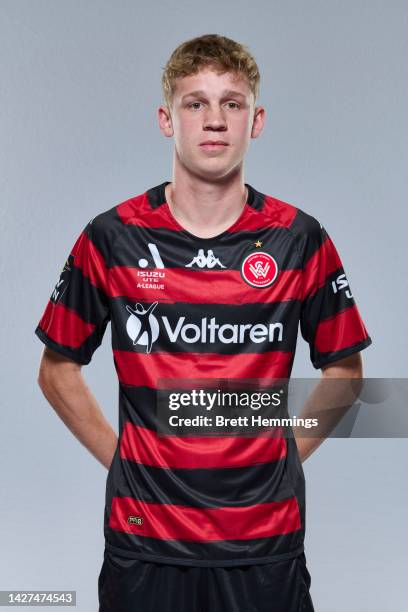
35, 181, 372, 566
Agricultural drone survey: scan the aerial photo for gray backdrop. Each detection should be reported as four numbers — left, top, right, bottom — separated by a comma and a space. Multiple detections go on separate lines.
1, 1, 407, 610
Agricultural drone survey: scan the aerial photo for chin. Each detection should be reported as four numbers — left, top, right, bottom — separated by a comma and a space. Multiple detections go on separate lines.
194, 166, 235, 182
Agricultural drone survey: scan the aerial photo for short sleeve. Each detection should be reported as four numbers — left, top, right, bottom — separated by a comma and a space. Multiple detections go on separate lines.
35, 217, 111, 365
300, 221, 372, 369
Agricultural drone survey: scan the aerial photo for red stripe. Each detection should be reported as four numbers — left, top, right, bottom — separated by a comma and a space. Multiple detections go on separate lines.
261, 195, 298, 228
113, 350, 293, 388
302, 236, 342, 300
315, 305, 370, 353
110, 267, 301, 303
116, 194, 180, 230
115, 192, 298, 233
120, 423, 286, 469
73, 232, 109, 291
38, 301, 95, 348
109, 496, 301, 541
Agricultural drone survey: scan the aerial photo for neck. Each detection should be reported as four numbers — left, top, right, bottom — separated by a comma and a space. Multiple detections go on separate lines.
164, 162, 248, 239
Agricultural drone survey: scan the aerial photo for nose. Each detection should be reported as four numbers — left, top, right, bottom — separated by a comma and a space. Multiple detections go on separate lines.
203, 106, 227, 131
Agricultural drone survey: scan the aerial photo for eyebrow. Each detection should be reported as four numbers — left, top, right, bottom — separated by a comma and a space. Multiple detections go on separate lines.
181, 89, 247, 102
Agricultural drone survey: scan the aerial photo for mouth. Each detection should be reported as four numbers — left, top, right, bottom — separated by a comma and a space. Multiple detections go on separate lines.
199, 141, 229, 151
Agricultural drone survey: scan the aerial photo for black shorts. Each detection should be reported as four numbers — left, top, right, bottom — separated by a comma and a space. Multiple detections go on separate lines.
98, 549, 315, 612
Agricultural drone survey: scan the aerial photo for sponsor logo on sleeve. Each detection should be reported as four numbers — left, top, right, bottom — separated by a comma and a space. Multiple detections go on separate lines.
50, 254, 74, 304
331, 273, 353, 299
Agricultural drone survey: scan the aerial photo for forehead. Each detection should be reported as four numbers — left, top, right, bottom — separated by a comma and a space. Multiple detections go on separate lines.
172, 66, 252, 99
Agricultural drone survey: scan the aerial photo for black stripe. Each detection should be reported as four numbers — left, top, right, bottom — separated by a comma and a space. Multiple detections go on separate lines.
104, 523, 304, 566
85, 206, 124, 268
300, 265, 354, 341
34, 325, 93, 365
288, 208, 326, 266
115, 458, 293, 509
111, 299, 300, 355
60, 265, 110, 326
108, 224, 300, 271
146, 182, 168, 209
312, 336, 372, 370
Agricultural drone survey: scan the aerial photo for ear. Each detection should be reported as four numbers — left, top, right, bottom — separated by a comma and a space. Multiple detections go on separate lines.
251, 106, 266, 139
158, 105, 174, 137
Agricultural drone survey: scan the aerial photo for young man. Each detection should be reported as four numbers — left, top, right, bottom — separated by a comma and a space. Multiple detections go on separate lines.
35, 34, 372, 611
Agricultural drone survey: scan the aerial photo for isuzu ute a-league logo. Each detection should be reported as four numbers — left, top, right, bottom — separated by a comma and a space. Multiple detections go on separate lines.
240, 251, 279, 288
125, 301, 284, 354
186, 249, 226, 269
332, 273, 353, 299
137, 243, 166, 291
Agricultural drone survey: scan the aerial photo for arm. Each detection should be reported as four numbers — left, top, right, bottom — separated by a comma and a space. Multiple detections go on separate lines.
293, 352, 363, 463
37, 346, 118, 470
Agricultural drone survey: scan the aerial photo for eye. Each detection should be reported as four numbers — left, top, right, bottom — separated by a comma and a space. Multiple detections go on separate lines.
188, 102, 203, 110
226, 101, 240, 109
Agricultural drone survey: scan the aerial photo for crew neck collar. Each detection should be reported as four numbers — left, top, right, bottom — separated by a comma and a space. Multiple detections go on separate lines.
146, 181, 264, 242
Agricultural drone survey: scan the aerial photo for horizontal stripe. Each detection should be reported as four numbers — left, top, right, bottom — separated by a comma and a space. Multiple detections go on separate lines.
107, 223, 300, 272
315, 304, 370, 353
38, 301, 95, 348
110, 267, 301, 303
113, 350, 293, 388
313, 336, 372, 369
115, 458, 293, 508
73, 230, 109, 292
116, 194, 182, 230
104, 531, 304, 566
108, 496, 301, 541
112, 299, 298, 355
116, 188, 298, 234
261, 195, 298, 229
117, 384, 290, 432
300, 266, 352, 328
302, 235, 342, 300
120, 423, 286, 469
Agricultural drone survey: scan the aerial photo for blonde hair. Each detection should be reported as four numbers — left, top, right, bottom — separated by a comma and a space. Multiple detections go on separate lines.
162, 34, 260, 107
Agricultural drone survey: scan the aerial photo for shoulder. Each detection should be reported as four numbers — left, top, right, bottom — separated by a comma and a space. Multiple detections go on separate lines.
254, 185, 327, 264
80, 189, 147, 265
252, 185, 323, 235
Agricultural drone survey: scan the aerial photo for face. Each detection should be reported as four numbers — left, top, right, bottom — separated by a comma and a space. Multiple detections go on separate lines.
158, 66, 265, 181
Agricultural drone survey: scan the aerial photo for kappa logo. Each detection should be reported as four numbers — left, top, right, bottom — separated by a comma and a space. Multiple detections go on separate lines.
241, 252, 279, 288
186, 249, 226, 269
125, 302, 284, 353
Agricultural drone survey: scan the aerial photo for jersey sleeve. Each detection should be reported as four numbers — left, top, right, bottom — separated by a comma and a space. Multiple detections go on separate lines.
299, 220, 372, 369
34, 216, 111, 365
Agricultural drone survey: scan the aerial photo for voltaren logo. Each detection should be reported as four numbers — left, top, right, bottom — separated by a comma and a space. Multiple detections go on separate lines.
125, 302, 284, 353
